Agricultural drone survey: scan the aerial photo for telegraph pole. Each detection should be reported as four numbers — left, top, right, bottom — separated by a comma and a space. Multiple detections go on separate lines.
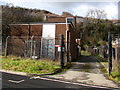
108, 32, 112, 76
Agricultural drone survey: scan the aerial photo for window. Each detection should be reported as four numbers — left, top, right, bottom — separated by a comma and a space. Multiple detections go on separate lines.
66, 17, 74, 24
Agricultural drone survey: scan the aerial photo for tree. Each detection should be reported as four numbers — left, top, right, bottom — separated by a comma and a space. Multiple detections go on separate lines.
77, 9, 113, 48
2, 4, 44, 39
2, 4, 44, 52
62, 11, 73, 17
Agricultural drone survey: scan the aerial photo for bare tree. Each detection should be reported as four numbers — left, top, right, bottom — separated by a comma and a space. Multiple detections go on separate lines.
81, 9, 110, 46
86, 9, 107, 19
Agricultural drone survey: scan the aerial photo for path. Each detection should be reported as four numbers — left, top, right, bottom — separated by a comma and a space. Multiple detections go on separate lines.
47, 55, 119, 88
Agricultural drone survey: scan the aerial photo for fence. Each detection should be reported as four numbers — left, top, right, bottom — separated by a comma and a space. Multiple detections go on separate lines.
4, 35, 73, 67
85, 33, 120, 73
111, 33, 120, 73
5, 36, 42, 59
98, 45, 108, 58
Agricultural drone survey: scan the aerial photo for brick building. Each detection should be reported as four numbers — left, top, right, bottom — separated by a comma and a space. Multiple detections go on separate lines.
9, 16, 78, 61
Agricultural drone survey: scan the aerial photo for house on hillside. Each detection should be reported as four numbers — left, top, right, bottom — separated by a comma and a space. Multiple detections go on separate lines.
110, 19, 120, 25
43, 12, 84, 26
43, 13, 60, 21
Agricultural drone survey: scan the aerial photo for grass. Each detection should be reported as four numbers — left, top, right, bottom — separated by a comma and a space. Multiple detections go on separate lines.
92, 54, 120, 83
81, 50, 91, 56
92, 54, 108, 62
110, 71, 120, 83
1, 55, 60, 74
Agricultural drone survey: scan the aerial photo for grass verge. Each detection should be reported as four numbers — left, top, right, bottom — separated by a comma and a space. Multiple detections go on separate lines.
81, 50, 91, 56
93, 54, 120, 84
110, 71, 120, 83
1, 55, 60, 74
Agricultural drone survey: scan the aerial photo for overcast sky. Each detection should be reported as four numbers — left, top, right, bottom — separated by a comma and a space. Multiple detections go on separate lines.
0, 0, 119, 19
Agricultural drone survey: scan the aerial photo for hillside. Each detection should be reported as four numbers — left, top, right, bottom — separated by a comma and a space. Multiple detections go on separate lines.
2, 4, 58, 43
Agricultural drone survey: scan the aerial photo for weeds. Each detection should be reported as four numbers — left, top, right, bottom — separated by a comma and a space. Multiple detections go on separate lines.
1, 56, 60, 74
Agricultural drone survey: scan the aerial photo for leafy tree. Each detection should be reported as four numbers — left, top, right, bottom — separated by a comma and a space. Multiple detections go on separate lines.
76, 9, 115, 49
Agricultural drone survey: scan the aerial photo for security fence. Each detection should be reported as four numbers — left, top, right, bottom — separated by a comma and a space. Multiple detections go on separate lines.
5, 36, 42, 59
111, 33, 120, 73
86, 33, 120, 74
4, 35, 73, 67
98, 45, 108, 58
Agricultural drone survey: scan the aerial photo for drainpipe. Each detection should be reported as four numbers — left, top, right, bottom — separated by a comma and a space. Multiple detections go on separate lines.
66, 18, 69, 62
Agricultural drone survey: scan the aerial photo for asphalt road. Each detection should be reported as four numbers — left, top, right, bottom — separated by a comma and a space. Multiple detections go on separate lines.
1, 72, 118, 90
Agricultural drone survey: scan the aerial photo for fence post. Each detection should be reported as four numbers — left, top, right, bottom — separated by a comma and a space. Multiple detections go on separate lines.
108, 32, 112, 76
31, 36, 34, 59
60, 34, 64, 68
66, 31, 70, 62
5, 36, 9, 57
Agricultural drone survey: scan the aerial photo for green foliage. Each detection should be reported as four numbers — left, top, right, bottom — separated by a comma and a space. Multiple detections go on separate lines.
1, 56, 60, 74
76, 10, 119, 48
81, 50, 91, 56
2, 4, 45, 47
2, 4, 52, 54
110, 71, 120, 82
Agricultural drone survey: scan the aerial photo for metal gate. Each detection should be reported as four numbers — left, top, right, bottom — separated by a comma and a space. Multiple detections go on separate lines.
24, 39, 41, 59
24, 40, 36, 58
41, 38, 55, 59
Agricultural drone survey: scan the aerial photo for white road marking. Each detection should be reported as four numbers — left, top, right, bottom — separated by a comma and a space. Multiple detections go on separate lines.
8, 79, 25, 84
30, 76, 118, 89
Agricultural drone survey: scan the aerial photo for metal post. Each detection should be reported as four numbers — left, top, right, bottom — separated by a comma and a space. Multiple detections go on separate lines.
108, 32, 112, 76
66, 31, 69, 62
40, 38, 43, 58
33, 41, 36, 59
31, 36, 34, 59
60, 34, 64, 68
5, 36, 9, 57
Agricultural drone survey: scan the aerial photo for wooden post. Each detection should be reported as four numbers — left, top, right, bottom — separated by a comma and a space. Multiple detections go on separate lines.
108, 32, 112, 76
60, 34, 64, 68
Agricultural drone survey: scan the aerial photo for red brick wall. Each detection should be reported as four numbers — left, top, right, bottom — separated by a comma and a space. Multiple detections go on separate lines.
10, 23, 77, 60
68, 25, 77, 60
30, 25, 42, 36
10, 24, 42, 36
10, 25, 28, 36
56, 24, 66, 38
47, 17, 66, 23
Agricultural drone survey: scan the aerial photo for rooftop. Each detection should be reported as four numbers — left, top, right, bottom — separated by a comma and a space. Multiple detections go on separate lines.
9, 22, 71, 25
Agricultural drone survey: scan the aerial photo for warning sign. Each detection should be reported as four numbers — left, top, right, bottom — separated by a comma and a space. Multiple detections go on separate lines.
55, 45, 60, 47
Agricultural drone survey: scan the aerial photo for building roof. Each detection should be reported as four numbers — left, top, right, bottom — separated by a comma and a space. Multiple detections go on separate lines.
9, 22, 71, 25
43, 13, 59, 17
